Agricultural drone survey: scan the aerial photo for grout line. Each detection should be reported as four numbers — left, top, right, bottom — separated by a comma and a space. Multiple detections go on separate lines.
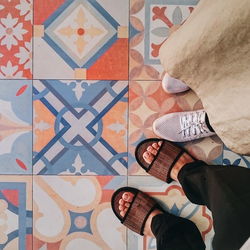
30, 0, 35, 248
0, 174, 149, 177
0, 78, 160, 82
32, 0, 34, 248
127, 0, 130, 249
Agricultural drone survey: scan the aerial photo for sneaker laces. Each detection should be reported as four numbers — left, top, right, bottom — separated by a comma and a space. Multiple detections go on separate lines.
179, 111, 210, 139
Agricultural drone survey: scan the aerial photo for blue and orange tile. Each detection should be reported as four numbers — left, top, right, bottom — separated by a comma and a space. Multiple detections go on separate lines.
0, 0, 32, 79
33, 175, 126, 249
0, 0, 245, 249
0, 176, 32, 249
33, 80, 128, 175
33, 0, 129, 80
0, 80, 32, 174
129, 0, 199, 80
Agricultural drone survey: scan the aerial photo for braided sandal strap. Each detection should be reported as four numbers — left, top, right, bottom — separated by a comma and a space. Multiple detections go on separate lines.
111, 187, 160, 235
135, 138, 184, 183
123, 191, 158, 235
148, 141, 184, 183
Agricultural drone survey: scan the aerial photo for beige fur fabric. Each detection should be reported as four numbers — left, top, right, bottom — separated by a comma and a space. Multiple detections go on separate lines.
159, 0, 250, 155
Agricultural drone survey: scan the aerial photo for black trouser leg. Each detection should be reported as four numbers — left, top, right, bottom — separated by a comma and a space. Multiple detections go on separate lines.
178, 161, 250, 250
151, 212, 205, 250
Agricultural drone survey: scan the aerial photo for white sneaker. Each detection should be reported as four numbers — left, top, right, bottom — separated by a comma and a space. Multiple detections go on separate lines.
153, 109, 215, 142
162, 73, 190, 94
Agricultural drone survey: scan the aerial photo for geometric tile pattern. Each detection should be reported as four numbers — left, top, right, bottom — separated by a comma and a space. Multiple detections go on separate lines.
33, 176, 127, 250
0, 176, 32, 250
0, 80, 32, 174
33, 80, 128, 175
34, 0, 129, 80
0, 0, 32, 79
130, 0, 199, 80
128, 176, 214, 250
128, 81, 223, 175
0, 0, 248, 249
223, 146, 250, 168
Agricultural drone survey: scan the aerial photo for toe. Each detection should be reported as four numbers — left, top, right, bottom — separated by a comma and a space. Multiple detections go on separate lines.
143, 151, 154, 164
120, 210, 126, 217
147, 146, 157, 156
119, 198, 124, 205
124, 202, 130, 208
158, 141, 163, 146
119, 205, 125, 211
152, 142, 160, 150
119, 192, 133, 217
122, 192, 134, 202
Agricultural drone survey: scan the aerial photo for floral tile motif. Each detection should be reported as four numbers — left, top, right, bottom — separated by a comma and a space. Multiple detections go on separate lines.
127, 176, 214, 250
0, 176, 32, 250
223, 146, 250, 168
33, 80, 128, 175
128, 81, 223, 175
0, 80, 32, 174
130, 0, 199, 80
0, 0, 32, 79
33, 0, 129, 80
33, 175, 126, 250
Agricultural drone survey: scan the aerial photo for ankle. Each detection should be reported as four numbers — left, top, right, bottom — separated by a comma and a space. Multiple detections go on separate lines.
170, 153, 194, 181
144, 209, 163, 237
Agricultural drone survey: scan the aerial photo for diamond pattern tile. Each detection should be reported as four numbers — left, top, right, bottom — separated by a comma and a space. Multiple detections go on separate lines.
33, 0, 129, 80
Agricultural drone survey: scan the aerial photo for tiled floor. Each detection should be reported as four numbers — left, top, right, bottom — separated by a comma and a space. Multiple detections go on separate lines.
0, 0, 249, 249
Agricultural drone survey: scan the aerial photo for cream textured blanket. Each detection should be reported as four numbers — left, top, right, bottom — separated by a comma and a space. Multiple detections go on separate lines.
159, 0, 250, 155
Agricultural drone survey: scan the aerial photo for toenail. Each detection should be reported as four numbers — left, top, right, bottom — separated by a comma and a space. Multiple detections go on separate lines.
123, 193, 129, 200
125, 202, 130, 207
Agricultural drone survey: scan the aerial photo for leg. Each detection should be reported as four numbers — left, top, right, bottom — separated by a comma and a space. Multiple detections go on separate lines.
117, 191, 205, 250
178, 161, 250, 250
151, 213, 205, 250
142, 143, 250, 249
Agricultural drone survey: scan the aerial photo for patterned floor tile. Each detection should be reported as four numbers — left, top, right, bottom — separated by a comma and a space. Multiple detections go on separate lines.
0, 0, 32, 79
33, 175, 126, 250
127, 176, 214, 250
0, 176, 32, 250
33, 0, 129, 80
223, 146, 250, 168
0, 80, 32, 174
33, 80, 128, 175
130, 0, 199, 80
128, 81, 223, 175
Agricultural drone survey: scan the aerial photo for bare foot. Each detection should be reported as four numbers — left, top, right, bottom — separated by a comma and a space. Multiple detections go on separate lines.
142, 141, 194, 181
118, 192, 162, 237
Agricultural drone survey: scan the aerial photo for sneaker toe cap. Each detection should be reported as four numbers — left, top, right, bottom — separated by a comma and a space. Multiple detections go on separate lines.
153, 113, 182, 141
